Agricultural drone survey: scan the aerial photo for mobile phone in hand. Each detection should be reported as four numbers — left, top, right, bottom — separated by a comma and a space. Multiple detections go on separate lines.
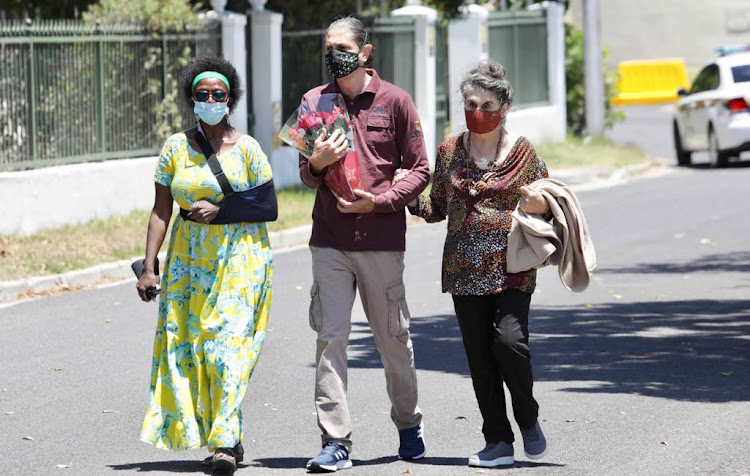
132, 258, 161, 299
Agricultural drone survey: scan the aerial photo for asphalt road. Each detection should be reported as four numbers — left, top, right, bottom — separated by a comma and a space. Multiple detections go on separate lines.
2, 109, 749, 475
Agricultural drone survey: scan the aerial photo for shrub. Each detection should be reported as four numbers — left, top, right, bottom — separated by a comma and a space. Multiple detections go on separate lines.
565, 22, 624, 136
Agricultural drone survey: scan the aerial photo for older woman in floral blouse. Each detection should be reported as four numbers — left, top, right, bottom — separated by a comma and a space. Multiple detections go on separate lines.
394, 60, 551, 468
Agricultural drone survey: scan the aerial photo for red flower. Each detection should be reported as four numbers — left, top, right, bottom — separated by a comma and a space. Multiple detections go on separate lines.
298, 112, 324, 131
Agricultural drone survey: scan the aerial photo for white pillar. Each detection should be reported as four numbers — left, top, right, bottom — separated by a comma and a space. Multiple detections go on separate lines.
583, 0, 604, 136
249, 9, 283, 156
201, 7, 249, 134
447, 4, 489, 136
546, 1, 566, 142
392, 2, 438, 168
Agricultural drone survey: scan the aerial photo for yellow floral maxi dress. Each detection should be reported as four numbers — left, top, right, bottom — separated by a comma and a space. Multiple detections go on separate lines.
140, 132, 273, 451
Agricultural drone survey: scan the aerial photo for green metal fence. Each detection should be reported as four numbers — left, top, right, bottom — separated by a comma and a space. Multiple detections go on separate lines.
280, 27, 327, 120
0, 19, 221, 171
280, 17, 416, 121
487, 9, 548, 107
370, 17, 415, 99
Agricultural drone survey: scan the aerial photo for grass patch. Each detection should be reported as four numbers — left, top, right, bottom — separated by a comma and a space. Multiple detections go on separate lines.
0, 186, 316, 282
536, 135, 649, 170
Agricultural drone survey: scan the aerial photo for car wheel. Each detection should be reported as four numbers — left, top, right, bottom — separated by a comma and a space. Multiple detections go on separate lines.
708, 127, 729, 168
673, 121, 691, 166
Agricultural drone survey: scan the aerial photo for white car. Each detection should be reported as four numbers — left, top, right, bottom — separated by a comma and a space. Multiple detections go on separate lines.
673, 48, 750, 167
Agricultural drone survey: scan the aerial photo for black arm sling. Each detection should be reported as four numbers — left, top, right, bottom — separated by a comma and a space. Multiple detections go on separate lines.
179, 130, 278, 225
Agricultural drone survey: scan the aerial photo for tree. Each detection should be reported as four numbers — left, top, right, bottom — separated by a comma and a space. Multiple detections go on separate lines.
1, 0, 97, 19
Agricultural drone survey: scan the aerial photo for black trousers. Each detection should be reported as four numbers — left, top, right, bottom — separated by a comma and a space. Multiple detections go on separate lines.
452, 289, 539, 444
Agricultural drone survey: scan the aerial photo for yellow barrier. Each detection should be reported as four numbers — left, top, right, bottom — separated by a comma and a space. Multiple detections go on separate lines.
612, 58, 690, 106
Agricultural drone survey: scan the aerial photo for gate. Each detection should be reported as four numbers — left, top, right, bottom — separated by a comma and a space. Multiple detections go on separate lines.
280, 17, 416, 122
487, 9, 548, 107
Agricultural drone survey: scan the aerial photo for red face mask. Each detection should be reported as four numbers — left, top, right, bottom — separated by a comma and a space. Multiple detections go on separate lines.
465, 109, 503, 134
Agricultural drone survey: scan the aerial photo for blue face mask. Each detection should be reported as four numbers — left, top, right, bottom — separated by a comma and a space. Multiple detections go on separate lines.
194, 101, 228, 126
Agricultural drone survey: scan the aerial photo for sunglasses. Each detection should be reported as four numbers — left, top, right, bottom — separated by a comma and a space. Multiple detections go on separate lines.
193, 89, 228, 102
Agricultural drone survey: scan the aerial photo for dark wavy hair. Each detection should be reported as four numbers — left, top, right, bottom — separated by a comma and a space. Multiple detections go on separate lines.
179, 55, 244, 112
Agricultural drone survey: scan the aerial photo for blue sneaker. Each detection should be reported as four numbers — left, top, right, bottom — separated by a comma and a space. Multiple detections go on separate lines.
520, 421, 548, 460
306, 442, 352, 473
398, 423, 426, 460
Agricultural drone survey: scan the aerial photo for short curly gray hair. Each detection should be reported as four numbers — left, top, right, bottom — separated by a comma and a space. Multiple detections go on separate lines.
459, 60, 514, 108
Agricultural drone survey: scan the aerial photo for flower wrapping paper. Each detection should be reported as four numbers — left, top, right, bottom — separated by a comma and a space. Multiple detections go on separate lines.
278, 93, 364, 202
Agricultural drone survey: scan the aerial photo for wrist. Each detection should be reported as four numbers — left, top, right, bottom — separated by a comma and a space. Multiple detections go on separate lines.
309, 155, 325, 176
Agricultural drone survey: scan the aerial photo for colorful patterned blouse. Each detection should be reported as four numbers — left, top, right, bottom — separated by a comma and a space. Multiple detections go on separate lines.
409, 133, 549, 295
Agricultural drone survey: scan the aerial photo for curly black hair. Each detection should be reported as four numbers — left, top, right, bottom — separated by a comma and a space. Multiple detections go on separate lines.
179, 55, 244, 112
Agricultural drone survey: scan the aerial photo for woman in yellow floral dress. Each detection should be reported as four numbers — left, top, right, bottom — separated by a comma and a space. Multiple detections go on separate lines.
136, 56, 274, 474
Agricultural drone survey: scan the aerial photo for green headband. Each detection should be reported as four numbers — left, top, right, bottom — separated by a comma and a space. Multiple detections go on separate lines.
192, 71, 230, 92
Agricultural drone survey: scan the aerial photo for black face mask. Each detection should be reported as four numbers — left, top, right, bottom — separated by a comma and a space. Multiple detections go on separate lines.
325, 48, 360, 78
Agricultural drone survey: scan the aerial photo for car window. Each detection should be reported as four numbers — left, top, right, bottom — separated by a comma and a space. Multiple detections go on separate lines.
731, 65, 750, 83
690, 65, 720, 93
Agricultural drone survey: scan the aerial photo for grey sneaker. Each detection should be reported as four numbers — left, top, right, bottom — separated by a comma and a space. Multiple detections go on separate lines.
468, 441, 514, 467
520, 421, 548, 460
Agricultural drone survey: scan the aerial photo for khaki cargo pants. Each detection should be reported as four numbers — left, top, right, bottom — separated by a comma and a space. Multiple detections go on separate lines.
309, 246, 422, 452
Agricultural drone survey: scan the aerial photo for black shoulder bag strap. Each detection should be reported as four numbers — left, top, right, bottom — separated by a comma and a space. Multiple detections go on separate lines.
193, 129, 234, 197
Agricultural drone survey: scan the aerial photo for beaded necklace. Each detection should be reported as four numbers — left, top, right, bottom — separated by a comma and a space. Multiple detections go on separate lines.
464, 130, 504, 196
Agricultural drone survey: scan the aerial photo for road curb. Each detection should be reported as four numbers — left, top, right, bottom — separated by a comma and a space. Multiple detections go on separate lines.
0, 162, 663, 305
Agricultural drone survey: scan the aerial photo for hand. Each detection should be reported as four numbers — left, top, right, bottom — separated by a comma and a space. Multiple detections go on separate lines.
391, 168, 410, 186
136, 271, 160, 302
188, 200, 220, 224
519, 185, 550, 216
337, 189, 376, 214
310, 128, 348, 174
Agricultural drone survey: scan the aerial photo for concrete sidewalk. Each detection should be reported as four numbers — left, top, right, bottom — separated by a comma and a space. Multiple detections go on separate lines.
0, 161, 666, 306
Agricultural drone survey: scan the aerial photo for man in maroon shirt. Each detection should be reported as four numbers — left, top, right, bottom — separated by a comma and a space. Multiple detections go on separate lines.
299, 16, 430, 473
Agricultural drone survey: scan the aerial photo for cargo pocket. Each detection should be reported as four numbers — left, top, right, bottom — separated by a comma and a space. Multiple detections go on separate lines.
386, 281, 411, 340
309, 281, 323, 332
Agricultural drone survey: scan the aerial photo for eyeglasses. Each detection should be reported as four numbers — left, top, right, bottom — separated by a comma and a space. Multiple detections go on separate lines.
193, 89, 228, 102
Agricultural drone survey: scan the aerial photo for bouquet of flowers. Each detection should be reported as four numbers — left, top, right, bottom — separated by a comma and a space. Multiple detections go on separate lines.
278, 93, 364, 202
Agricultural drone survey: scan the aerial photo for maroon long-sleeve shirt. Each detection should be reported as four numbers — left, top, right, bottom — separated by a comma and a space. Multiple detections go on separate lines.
298, 69, 430, 251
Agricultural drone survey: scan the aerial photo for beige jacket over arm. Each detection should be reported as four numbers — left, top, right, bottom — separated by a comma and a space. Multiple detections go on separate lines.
507, 178, 597, 292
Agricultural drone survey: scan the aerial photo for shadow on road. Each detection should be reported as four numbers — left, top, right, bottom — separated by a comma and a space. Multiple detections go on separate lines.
681, 159, 750, 169
595, 251, 750, 275
347, 299, 750, 404
108, 460, 215, 473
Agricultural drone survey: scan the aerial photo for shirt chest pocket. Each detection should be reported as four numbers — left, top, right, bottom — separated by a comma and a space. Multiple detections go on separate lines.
366, 115, 393, 147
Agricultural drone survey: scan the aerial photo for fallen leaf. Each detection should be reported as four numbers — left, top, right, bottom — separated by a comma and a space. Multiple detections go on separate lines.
565, 418, 575, 422
620, 411, 626, 415
105, 319, 113, 324
22, 436, 33, 441
402, 469, 412, 474
4, 411, 13, 415
720, 371, 732, 377
584, 304, 593, 308
612, 294, 623, 300
295, 285, 303, 290
102, 410, 115, 414
455, 416, 467, 420
699, 238, 712, 245
660, 440, 668, 446
56, 464, 70, 469
585, 418, 597, 424
52, 368, 63, 371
